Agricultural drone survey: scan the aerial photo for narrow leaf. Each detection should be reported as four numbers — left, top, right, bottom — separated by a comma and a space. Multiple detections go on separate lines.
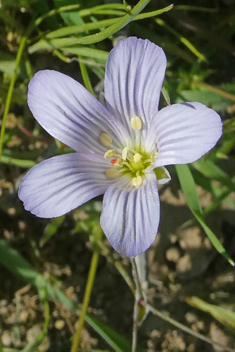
187, 296, 235, 330
176, 164, 234, 265
193, 158, 235, 192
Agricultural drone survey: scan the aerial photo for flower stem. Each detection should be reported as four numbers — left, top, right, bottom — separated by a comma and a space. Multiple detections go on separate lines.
70, 226, 102, 352
131, 255, 148, 352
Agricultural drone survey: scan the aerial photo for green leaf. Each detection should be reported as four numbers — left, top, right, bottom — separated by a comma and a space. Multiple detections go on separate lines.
176, 164, 234, 265
79, 57, 94, 95
30, 0, 151, 52
87, 317, 140, 352
174, 90, 234, 111
53, 0, 84, 26
61, 46, 108, 61
0, 155, 36, 168
60, 0, 152, 46
29, 37, 109, 61
187, 296, 235, 331
45, 18, 118, 39
191, 168, 235, 214
35, 4, 173, 41
77, 3, 126, 17
193, 158, 235, 192
30, 3, 173, 53
40, 216, 65, 247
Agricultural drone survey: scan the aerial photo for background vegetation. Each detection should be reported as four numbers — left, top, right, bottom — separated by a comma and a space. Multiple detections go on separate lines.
0, 0, 235, 351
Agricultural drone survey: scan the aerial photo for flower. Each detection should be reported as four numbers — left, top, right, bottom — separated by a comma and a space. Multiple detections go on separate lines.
19, 37, 222, 257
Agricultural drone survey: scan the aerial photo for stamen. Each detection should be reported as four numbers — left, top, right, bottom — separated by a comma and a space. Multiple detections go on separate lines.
132, 175, 143, 187
133, 153, 142, 163
99, 132, 112, 146
130, 116, 143, 130
111, 158, 123, 167
105, 168, 120, 179
122, 146, 128, 161
104, 149, 116, 159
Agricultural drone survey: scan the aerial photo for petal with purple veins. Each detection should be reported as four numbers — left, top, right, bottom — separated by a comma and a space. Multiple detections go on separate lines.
28, 70, 128, 153
19, 153, 112, 218
100, 172, 160, 256
104, 37, 167, 134
148, 102, 222, 168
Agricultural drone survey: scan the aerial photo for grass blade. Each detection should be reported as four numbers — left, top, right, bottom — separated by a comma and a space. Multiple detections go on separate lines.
176, 164, 234, 265
186, 296, 235, 330
193, 158, 235, 192
56, 0, 151, 46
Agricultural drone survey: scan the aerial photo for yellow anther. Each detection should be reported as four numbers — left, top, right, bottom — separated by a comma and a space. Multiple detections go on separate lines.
99, 132, 112, 146
104, 149, 116, 159
130, 116, 143, 131
133, 153, 142, 163
132, 175, 143, 187
105, 168, 120, 179
122, 146, 128, 161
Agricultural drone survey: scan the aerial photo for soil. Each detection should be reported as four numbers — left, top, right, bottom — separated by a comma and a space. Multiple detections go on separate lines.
1, 157, 235, 352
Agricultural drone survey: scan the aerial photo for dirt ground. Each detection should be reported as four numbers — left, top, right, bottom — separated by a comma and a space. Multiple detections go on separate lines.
0, 162, 235, 351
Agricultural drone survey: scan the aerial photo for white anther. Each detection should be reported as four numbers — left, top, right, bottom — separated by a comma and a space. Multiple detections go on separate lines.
133, 153, 142, 163
99, 132, 112, 146
130, 116, 143, 130
122, 147, 128, 161
104, 149, 116, 159
132, 175, 143, 187
105, 168, 120, 179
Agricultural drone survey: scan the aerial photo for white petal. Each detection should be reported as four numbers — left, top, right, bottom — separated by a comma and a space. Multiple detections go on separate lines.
104, 37, 166, 135
19, 153, 112, 218
28, 70, 128, 153
100, 173, 160, 256
149, 102, 223, 167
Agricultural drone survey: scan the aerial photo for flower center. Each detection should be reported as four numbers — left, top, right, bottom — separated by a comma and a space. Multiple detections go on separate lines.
99, 116, 157, 187
105, 146, 157, 187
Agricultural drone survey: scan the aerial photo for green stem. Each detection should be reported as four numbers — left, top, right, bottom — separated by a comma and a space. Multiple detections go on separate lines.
71, 229, 102, 352
131, 256, 148, 352
53, 48, 71, 63
76, 0, 152, 46
0, 21, 34, 158
31, 4, 172, 42
131, 258, 141, 352
155, 17, 207, 62
34, 4, 80, 27
78, 57, 95, 95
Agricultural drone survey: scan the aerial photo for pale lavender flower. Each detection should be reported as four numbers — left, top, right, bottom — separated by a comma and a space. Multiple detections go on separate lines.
19, 37, 222, 256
